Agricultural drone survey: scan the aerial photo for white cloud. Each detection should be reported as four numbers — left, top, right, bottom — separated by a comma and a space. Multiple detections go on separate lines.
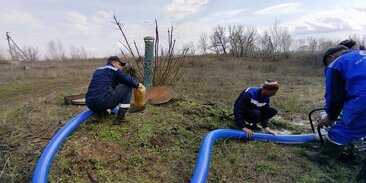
290, 8, 366, 36
93, 11, 114, 24
164, 0, 209, 19
254, 3, 301, 15
62, 11, 103, 33
212, 9, 246, 18
0, 11, 44, 28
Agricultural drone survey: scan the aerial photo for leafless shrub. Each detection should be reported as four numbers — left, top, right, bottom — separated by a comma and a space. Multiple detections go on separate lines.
198, 33, 209, 54
23, 46, 40, 61
154, 23, 189, 85
112, 15, 188, 86
69, 45, 89, 61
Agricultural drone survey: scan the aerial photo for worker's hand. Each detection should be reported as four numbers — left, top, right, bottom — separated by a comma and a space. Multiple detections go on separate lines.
242, 127, 254, 138
318, 116, 334, 128
264, 127, 276, 135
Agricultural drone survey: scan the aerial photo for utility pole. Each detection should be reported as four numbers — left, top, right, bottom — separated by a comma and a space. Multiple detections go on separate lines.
6, 32, 14, 60
5, 32, 30, 61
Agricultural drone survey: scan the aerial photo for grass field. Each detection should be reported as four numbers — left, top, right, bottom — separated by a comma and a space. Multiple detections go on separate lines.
0, 55, 363, 182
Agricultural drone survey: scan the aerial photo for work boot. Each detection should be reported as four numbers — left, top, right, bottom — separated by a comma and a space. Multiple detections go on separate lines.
305, 140, 344, 165
91, 112, 106, 122
113, 107, 129, 125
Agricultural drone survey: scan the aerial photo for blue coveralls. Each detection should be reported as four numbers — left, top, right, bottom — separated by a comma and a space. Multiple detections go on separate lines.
86, 63, 139, 113
325, 50, 366, 145
234, 87, 277, 129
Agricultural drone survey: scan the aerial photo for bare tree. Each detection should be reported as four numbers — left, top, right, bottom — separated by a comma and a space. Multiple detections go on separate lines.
307, 37, 317, 52
0, 47, 5, 60
228, 25, 241, 57
280, 27, 292, 56
259, 30, 275, 60
69, 45, 89, 60
23, 46, 40, 61
210, 25, 228, 54
47, 39, 67, 61
184, 41, 195, 56
240, 26, 257, 57
198, 33, 209, 54
269, 20, 282, 54
295, 38, 307, 52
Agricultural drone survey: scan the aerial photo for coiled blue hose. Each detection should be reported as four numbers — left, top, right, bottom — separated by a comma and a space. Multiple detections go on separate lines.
190, 129, 319, 183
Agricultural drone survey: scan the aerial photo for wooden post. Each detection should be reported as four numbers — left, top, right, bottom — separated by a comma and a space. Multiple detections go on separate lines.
6, 32, 14, 60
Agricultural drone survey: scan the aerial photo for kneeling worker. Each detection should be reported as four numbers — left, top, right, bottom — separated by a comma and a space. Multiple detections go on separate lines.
234, 80, 279, 138
306, 45, 366, 164
86, 56, 143, 124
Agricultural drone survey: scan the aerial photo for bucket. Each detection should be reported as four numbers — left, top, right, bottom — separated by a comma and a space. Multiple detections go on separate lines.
134, 85, 146, 107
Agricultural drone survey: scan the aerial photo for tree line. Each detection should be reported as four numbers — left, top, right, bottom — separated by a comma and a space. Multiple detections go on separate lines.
196, 21, 366, 61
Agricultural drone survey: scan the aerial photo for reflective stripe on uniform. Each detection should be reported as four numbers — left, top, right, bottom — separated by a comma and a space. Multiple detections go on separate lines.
97, 65, 118, 71
119, 103, 131, 108
250, 98, 267, 107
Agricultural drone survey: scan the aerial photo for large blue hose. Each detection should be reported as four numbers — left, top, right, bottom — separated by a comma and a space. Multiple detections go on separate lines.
32, 110, 318, 183
190, 129, 319, 183
32, 107, 118, 183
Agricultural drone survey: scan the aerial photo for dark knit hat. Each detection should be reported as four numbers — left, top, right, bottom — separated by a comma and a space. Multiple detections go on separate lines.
339, 39, 356, 49
107, 56, 126, 66
322, 45, 348, 66
262, 80, 279, 91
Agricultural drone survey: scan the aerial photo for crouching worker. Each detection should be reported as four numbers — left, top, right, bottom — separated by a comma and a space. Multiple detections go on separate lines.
234, 80, 279, 138
305, 46, 366, 165
86, 56, 143, 125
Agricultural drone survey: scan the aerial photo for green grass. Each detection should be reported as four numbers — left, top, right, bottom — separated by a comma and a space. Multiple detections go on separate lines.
0, 55, 364, 182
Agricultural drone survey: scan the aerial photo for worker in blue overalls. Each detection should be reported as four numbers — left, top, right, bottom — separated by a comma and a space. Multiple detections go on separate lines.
86, 56, 143, 125
234, 80, 279, 138
306, 45, 366, 164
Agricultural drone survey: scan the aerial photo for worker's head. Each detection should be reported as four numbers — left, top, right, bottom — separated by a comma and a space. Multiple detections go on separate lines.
107, 56, 126, 69
262, 80, 279, 97
339, 39, 360, 50
322, 45, 348, 66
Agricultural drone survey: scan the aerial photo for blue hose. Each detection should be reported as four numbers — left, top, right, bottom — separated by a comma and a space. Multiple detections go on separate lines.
32, 110, 318, 183
190, 129, 319, 183
32, 107, 119, 183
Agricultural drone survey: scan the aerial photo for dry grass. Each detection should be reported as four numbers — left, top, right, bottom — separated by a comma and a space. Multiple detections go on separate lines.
0, 54, 361, 182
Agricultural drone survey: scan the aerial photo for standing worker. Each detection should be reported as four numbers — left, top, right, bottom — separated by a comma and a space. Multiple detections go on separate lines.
234, 80, 279, 138
86, 56, 144, 125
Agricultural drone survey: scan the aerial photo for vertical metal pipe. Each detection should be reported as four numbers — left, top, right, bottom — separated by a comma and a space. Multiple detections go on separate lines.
143, 36, 155, 88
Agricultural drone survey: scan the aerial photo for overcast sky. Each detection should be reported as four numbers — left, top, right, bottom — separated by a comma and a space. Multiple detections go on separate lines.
0, 0, 365, 58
